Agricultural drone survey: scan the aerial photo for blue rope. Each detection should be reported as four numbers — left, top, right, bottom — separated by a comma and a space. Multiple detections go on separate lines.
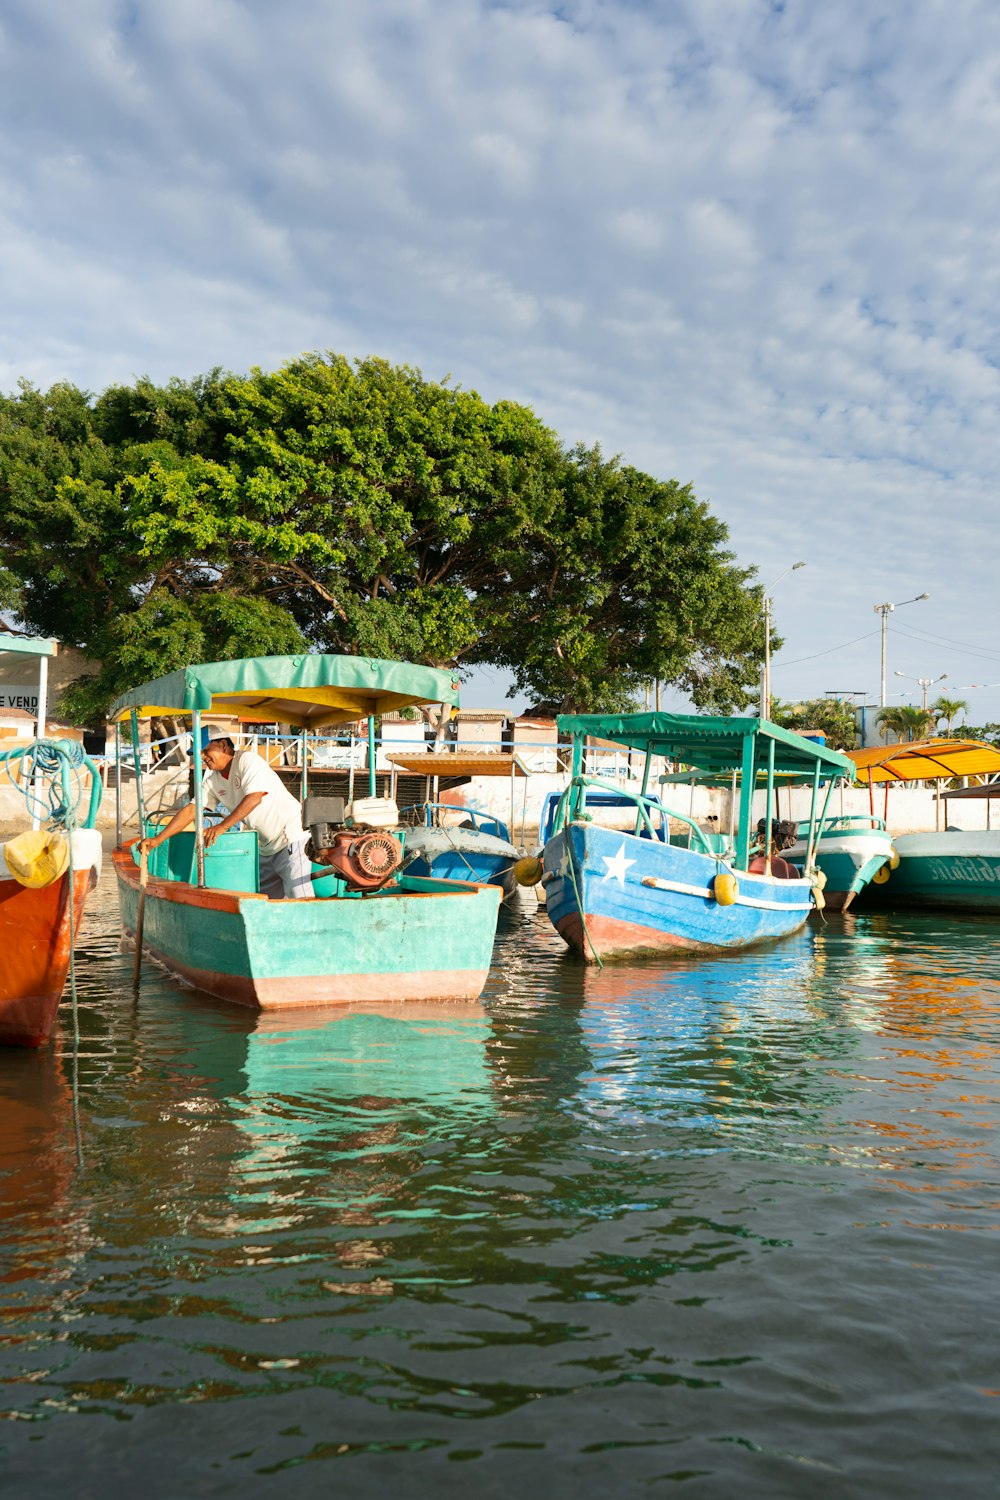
2, 739, 87, 830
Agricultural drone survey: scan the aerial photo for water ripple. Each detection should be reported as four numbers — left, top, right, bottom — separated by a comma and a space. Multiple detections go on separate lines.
2, 864, 999, 1495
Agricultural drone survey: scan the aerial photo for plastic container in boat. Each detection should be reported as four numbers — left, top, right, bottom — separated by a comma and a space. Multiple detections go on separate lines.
345, 797, 399, 829
138, 825, 260, 893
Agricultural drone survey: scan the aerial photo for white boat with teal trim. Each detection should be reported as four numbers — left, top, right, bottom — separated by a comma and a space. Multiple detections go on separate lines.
786, 815, 894, 912
541, 713, 854, 961
111, 655, 502, 1009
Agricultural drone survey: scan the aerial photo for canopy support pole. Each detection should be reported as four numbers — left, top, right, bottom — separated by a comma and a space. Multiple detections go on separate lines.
129, 710, 146, 833
300, 728, 308, 801
347, 732, 356, 806
115, 722, 122, 847
192, 709, 205, 888
804, 763, 822, 873
764, 737, 776, 876
728, 768, 737, 853
30, 653, 49, 830
367, 716, 377, 799
736, 733, 756, 871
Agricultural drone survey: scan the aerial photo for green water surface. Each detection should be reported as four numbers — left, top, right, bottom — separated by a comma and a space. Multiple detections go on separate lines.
2, 863, 999, 1498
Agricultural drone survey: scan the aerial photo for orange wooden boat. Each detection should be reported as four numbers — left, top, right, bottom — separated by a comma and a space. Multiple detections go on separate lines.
0, 739, 103, 1048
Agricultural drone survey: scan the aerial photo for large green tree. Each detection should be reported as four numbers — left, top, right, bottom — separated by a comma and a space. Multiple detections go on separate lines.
0, 354, 766, 721
0, 374, 308, 721
478, 445, 764, 713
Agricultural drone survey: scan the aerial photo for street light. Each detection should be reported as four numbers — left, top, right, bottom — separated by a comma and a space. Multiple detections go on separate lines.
893, 670, 948, 710
873, 593, 929, 707
759, 562, 806, 719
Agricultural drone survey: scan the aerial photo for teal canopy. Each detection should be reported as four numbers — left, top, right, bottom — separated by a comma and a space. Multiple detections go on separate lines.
111, 654, 462, 729
557, 712, 855, 778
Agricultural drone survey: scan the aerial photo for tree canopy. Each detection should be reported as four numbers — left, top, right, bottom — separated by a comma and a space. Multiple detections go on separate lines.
931, 696, 968, 734
0, 355, 767, 722
876, 704, 936, 743
768, 696, 859, 751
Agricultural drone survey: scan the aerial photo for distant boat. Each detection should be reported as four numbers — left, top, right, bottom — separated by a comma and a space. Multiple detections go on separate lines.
387, 750, 529, 901
0, 739, 103, 1047
540, 713, 853, 961
847, 738, 1000, 912
112, 655, 503, 1009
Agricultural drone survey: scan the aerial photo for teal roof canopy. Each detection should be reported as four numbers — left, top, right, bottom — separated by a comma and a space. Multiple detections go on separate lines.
111, 654, 462, 728
557, 712, 855, 778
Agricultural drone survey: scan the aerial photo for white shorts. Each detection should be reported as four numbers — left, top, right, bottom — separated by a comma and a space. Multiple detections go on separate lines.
260, 836, 315, 900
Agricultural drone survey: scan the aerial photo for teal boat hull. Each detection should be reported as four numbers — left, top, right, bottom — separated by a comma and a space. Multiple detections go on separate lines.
857, 831, 1000, 912
786, 823, 893, 912
114, 848, 502, 1008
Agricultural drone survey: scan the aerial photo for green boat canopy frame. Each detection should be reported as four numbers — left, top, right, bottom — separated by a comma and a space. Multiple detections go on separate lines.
110, 654, 462, 729
555, 714, 854, 877
557, 713, 855, 779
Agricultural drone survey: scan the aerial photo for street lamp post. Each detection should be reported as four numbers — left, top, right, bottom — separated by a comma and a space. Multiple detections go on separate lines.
874, 593, 930, 707
760, 562, 806, 720
894, 670, 948, 711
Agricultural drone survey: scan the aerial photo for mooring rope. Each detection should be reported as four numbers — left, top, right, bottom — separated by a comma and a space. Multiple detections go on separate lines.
3, 739, 88, 828
565, 829, 604, 969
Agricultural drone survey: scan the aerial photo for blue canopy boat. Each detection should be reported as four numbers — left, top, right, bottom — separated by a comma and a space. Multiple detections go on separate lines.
541, 713, 854, 961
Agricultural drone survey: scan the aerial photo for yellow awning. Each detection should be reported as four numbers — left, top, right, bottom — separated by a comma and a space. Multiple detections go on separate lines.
847, 738, 1000, 784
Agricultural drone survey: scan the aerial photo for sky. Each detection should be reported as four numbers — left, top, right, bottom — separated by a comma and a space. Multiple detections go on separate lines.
2, 0, 999, 721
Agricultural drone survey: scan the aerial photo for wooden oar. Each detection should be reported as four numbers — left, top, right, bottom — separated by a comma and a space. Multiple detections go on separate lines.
132, 844, 148, 993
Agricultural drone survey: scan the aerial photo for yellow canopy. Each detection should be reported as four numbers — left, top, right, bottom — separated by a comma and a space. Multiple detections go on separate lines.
847, 738, 1000, 785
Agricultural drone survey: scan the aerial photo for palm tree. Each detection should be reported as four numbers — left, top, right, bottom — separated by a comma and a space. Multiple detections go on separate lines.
877, 705, 935, 742
932, 696, 968, 735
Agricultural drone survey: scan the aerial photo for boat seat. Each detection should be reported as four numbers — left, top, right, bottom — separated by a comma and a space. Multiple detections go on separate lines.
748, 856, 800, 880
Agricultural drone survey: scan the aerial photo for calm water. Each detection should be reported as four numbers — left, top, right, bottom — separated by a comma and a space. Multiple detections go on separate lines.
2, 865, 1000, 1499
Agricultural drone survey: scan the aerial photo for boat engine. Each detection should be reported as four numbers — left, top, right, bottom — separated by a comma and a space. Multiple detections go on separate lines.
755, 817, 798, 852
308, 829, 403, 891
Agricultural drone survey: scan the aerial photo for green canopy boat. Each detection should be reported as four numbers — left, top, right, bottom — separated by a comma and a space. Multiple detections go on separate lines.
111, 654, 503, 1010
541, 713, 854, 959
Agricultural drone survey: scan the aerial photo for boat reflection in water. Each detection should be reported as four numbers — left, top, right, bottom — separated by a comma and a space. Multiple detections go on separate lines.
0, 1048, 80, 1291
158, 997, 498, 1292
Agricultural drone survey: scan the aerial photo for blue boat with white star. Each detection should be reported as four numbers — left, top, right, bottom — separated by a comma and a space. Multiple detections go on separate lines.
539, 713, 854, 961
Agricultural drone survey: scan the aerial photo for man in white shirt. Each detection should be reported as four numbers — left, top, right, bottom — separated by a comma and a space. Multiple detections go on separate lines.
139, 726, 315, 899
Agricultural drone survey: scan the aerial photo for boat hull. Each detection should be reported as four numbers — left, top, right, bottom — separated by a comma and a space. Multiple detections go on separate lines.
542, 823, 814, 960
0, 830, 103, 1048
114, 847, 502, 1009
403, 827, 519, 900
786, 828, 894, 912
858, 831, 1000, 912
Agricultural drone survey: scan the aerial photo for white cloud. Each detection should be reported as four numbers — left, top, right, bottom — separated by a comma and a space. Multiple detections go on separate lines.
2, 0, 1000, 715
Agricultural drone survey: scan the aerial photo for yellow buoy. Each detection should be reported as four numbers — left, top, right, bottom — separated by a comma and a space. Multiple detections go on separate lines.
4, 829, 70, 889
513, 855, 543, 887
889, 848, 900, 870
713, 872, 739, 905
872, 863, 891, 884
